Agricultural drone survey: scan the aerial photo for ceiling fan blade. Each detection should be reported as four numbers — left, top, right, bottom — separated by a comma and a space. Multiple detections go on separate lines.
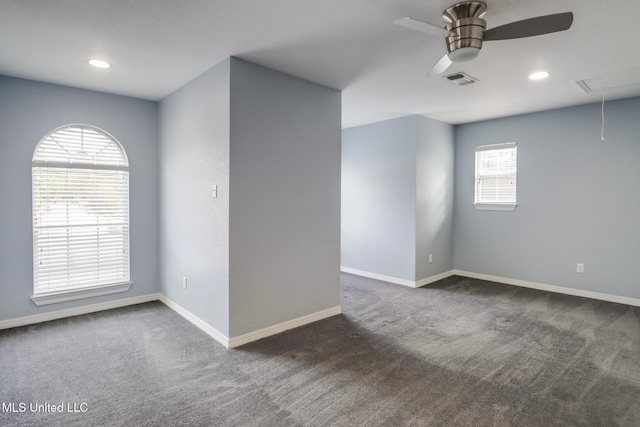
393, 17, 450, 38
483, 12, 573, 41
429, 54, 453, 76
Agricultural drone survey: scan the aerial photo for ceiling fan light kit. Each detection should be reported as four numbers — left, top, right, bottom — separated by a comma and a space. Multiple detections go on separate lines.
443, 2, 487, 62
394, 1, 573, 76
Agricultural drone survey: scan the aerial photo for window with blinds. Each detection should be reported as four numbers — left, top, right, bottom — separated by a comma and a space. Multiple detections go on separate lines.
474, 142, 517, 211
32, 125, 130, 302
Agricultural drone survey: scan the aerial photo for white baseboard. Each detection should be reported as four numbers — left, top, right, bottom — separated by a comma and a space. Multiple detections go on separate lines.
453, 270, 640, 307
415, 270, 456, 288
228, 306, 343, 349
0, 293, 162, 331
157, 295, 230, 348
158, 296, 342, 349
1, 291, 342, 350
340, 267, 416, 287
6, 269, 637, 346
341, 266, 455, 289
0, 291, 342, 350
341, 266, 640, 307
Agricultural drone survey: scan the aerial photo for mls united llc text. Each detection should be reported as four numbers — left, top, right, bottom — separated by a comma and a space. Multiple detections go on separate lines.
2, 402, 88, 413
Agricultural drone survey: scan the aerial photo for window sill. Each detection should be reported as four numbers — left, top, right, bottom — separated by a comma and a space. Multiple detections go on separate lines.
31, 282, 132, 306
473, 203, 517, 212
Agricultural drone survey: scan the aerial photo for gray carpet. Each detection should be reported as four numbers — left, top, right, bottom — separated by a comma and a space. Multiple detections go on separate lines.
2, 274, 640, 426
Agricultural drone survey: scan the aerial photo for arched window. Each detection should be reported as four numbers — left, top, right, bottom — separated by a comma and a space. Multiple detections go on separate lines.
32, 124, 131, 305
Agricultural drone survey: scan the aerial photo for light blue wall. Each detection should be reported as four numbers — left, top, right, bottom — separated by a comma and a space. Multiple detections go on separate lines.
341, 116, 417, 281
416, 116, 455, 280
454, 97, 640, 298
341, 115, 455, 282
8, 64, 636, 334
158, 60, 231, 335
158, 58, 341, 339
0, 76, 159, 321
228, 58, 342, 337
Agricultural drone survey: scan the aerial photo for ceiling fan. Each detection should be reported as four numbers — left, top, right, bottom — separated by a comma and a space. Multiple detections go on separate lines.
394, 1, 573, 75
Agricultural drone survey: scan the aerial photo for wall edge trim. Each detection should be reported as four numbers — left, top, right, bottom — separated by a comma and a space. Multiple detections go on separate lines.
341, 267, 455, 289
453, 270, 640, 307
1, 293, 343, 350
341, 267, 640, 306
340, 267, 417, 287
228, 306, 343, 349
415, 270, 456, 288
0, 293, 161, 330
157, 295, 230, 348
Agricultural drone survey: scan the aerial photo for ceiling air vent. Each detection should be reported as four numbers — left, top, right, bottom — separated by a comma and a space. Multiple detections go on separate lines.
444, 72, 478, 86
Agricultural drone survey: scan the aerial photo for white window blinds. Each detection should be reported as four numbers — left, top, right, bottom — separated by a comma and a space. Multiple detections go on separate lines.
32, 125, 130, 296
474, 142, 517, 211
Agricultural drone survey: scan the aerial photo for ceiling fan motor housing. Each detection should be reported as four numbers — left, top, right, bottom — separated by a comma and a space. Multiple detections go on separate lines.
442, 1, 487, 62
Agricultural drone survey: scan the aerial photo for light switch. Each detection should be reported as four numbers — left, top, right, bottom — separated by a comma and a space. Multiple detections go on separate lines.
212, 184, 217, 198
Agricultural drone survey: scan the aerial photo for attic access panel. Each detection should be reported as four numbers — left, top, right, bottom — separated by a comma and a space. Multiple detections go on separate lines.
576, 68, 640, 93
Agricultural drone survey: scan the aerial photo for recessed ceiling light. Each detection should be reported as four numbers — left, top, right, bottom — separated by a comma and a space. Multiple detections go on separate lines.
529, 71, 549, 80
89, 59, 111, 69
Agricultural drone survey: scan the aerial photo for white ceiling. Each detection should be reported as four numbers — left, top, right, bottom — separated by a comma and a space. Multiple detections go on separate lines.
2, 0, 640, 127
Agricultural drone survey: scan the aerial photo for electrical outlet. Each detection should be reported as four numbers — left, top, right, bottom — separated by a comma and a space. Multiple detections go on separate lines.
183, 277, 188, 289
576, 263, 584, 274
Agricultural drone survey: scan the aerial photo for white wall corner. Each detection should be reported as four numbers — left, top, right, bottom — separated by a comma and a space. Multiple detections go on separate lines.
415, 270, 456, 288
2, 291, 342, 350
160, 295, 341, 349
157, 295, 230, 348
